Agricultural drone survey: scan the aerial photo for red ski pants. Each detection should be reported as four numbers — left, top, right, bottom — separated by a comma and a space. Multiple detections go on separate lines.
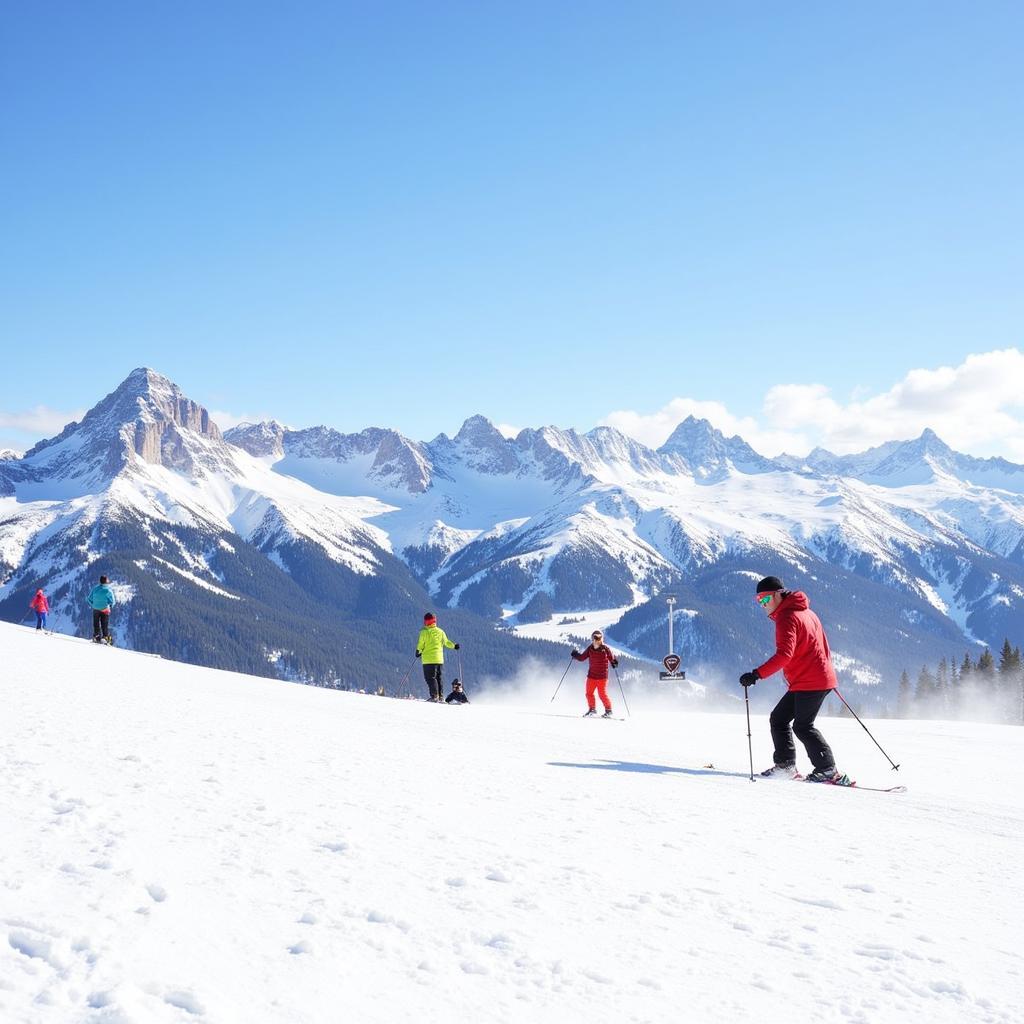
586, 677, 612, 711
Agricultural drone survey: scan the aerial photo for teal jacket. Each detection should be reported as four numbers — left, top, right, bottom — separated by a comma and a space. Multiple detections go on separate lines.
416, 625, 455, 665
87, 584, 116, 611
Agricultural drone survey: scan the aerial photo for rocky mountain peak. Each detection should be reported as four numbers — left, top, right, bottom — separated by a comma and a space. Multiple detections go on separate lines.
453, 415, 518, 474
225, 420, 287, 458
658, 416, 772, 476
23, 368, 225, 481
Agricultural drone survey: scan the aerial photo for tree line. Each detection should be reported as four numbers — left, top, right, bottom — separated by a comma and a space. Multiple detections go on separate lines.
891, 639, 1022, 724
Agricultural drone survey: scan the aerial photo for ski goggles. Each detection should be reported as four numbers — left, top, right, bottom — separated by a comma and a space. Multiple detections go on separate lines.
756, 593, 776, 607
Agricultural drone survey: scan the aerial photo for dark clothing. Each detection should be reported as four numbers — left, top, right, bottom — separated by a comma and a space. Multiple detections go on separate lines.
770, 689, 835, 771
756, 591, 837, 692
445, 690, 469, 704
422, 663, 444, 700
571, 644, 617, 680
93, 609, 111, 641
35, 612, 47, 630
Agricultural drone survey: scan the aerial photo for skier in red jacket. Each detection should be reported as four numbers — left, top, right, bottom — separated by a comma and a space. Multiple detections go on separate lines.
739, 576, 842, 783
571, 630, 619, 718
29, 589, 49, 631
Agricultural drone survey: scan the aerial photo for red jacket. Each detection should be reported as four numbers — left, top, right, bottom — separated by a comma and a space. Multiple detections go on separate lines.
572, 644, 618, 680
756, 591, 837, 692
30, 592, 49, 613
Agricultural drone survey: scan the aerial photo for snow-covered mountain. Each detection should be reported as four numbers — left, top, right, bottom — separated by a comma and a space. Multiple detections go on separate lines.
227, 402, 1024, 698
0, 370, 560, 688
3, 368, 1024, 705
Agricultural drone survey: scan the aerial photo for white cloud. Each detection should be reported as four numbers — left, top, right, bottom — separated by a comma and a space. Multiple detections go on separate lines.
495, 422, 521, 439
601, 397, 812, 458
601, 348, 1024, 461
0, 405, 85, 437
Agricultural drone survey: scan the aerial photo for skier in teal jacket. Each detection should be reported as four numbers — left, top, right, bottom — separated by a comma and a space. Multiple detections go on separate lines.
87, 575, 116, 644
415, 612, 458, 701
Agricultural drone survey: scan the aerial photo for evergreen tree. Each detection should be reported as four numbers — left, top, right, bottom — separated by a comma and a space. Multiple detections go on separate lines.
915, 665, 935, 714
934, 657, 949, 718
998, 641, 1024, 724
896, 669, 912, 718
976, 649, 996, 688
946, 655, 961, 715
959, 651, 974, 680
997, 638, 1019, 676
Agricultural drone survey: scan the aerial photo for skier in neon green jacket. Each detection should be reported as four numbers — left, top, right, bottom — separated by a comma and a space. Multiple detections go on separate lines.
416, 612, 458, 702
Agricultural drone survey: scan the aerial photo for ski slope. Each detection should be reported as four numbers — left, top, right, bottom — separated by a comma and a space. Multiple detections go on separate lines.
1, 622, 1021, 1024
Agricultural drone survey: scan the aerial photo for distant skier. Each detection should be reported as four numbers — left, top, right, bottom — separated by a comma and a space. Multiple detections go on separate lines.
571, 630, 618, 718
416, 612, 458, 702
87, 574, 116, 645
29, 588, 49, 630
445, 679, 469, 704
739, 576, 842, 783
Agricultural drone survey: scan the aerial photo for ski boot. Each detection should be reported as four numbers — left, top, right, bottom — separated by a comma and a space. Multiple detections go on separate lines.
583, 708, 597, 717
760, 762, 798, 779
601, 709, 614, 718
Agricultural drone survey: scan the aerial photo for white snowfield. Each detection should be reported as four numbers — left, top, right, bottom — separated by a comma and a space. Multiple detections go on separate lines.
2, 623, 1021, 1024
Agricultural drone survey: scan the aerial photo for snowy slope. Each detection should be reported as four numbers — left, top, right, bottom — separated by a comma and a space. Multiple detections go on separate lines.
2, 622, 1021, 1024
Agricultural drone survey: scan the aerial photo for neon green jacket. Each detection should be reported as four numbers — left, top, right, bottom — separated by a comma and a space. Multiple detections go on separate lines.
417, 625, 455, 665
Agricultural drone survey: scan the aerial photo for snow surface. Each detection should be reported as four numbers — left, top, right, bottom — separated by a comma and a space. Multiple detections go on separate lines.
1, 622, 1021, 1024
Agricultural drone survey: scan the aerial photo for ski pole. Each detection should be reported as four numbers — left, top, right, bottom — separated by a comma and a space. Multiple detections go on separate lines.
833, 688, 901, 771
743, 683, 755, 782
611, 664, 631, 718
398, 655, 418, 694
457, 649, 464, 687
549, 659, 574, 702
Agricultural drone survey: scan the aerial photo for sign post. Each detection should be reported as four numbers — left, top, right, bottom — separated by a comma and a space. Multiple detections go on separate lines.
659, 593, 686, 680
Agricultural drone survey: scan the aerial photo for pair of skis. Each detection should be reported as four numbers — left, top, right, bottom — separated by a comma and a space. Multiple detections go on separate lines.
790, 771, 906, 794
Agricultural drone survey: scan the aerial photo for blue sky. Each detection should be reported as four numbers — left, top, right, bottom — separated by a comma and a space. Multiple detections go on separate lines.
2, 2, 1022, 458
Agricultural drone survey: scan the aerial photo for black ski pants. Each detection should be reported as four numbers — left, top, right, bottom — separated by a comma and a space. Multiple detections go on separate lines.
770, 689, 835, 771
92, 609, 111, 640
422, 663, 444, 700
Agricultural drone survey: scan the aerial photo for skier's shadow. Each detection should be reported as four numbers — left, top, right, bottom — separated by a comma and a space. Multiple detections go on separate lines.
548, 760, 750, 780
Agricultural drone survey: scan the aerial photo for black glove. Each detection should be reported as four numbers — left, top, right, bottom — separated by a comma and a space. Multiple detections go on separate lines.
611, 658, 619, 668
453, 643, 460, 650
571, 649, 580, 657
415, 651, 421, 659
739, 671, 759, 688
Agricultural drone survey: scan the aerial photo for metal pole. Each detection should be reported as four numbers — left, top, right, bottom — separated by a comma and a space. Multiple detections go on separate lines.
611, 664, 631, 718
549, 659, 574, 702
833, 688, 901, 771
744, 684, 755, 781
398, 655, 418, 694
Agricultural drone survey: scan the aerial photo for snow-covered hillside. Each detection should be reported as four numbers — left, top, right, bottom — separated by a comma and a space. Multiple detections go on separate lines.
4, 368, 1024, 702
2, 622, 1020, 1023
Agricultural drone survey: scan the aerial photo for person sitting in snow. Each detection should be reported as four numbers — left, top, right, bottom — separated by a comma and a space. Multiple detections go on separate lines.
445, 679, 469, 704
87, 574, 116, 645
571, 630, 618, 717
29, 588, 49, 631
739, 575, 844, 783
415, 612, 458, 702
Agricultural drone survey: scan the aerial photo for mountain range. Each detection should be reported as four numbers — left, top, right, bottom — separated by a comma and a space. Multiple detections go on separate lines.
3, 368, 1023, 707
